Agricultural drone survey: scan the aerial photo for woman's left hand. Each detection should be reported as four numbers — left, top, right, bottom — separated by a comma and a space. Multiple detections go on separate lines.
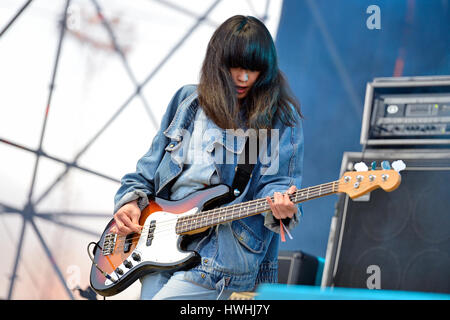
266, 185, 297, 220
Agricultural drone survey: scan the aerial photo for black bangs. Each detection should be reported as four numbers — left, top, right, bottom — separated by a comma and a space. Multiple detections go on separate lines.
223, 38, 266, 72
223, 24, 275, 73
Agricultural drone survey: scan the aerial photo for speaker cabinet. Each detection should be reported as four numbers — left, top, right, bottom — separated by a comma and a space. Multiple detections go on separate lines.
278, 251, 319, 285
322, 149, 450, 294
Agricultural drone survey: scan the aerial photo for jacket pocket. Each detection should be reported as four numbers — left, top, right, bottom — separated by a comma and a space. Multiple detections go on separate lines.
231, 220, 264, 253
154, 141, 184, 195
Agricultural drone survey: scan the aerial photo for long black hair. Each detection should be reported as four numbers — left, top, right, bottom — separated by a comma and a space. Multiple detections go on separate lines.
198, 15, 302, 130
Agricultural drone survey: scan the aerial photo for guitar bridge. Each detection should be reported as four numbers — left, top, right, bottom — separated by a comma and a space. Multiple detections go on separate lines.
102, 233, 117, 256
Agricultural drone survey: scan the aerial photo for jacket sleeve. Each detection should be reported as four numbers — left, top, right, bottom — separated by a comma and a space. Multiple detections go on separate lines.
113, 86, 193, 213
252, 114, 304, 233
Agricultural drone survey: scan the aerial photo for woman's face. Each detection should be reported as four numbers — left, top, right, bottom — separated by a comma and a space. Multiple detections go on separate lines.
229, 67, 260, 99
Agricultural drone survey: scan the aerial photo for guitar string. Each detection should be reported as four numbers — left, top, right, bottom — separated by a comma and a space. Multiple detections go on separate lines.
112, 181, 337, 237
110, 182, 339, 249
176, 182, 338, 230
108, 169, 392, 249
169, 180, 338, 230
111, 182, 339, 249
109, 182, 339, 250
111, 182, 337, 239
173, 180, 338, 229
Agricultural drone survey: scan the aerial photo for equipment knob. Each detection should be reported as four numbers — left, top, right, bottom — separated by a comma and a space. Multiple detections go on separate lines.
354, 162, 368, 172
123, 260, 133, 268
132, 252, 141, 262
115, 267, 124, 275
381, 161, 391, 170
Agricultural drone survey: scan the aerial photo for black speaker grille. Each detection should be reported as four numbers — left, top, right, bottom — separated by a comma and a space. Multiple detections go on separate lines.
333, 169, 450, 294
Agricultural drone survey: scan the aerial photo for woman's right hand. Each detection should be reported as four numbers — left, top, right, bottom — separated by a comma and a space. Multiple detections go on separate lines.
110, 200, 143, 236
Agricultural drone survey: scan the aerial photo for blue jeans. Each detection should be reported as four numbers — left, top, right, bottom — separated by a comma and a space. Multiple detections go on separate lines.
140, 270, 234, 300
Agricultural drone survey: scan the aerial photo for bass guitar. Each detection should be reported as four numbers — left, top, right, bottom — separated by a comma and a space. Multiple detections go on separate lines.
89, 160, 405, 296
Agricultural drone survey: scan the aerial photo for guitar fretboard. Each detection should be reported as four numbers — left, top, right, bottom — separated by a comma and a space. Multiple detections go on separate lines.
175, 180, 340, 234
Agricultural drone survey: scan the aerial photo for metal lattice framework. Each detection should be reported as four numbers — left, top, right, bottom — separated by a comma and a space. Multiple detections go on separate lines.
0, 0, 275, 300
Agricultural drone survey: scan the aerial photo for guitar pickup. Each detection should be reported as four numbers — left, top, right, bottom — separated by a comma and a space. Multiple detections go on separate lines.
147, 220, 156, 246
123, 233, 134, 253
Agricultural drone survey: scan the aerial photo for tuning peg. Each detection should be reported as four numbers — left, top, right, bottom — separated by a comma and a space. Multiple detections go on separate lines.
381, 161, 391, 170
392, 160, 406, 172
371, 161, 377, 170
354, 162, 368, 172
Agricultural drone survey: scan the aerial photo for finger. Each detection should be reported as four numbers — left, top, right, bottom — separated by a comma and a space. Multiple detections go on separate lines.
284, 194, 297, 218
120, 214, 142, 234
287, 185, 297, 194
283, 187, 295, 205
267, 196, 282, 220
274, 191, 283, 203
277, 192, 295, 219
282, 192, 291, 205
281, 204, 296, 219
114, 219, 132, 236
110, 225, 118, 234
275, 192, 287, 207
118, 225, 133, 236
130, 215, 143, 232
273, 192, 288, 219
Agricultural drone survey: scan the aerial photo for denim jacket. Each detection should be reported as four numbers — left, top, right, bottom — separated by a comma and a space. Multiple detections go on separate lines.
114, 84, 304, 293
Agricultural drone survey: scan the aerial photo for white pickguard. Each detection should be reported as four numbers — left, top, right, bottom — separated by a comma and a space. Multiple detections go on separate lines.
105, 207, 198, 285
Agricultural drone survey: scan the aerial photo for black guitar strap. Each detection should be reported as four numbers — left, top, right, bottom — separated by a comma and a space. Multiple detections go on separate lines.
231, 135, 258, 198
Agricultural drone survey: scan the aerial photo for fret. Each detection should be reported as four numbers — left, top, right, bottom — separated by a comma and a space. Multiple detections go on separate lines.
207, 210, 214, 226
176, 181, 340, 234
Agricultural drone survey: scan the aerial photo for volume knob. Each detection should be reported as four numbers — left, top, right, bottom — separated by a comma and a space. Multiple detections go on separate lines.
115, 267, 124, 275
132, 252, 141, 262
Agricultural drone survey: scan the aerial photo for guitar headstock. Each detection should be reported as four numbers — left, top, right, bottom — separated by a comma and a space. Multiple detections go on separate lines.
337, 160, 405, 199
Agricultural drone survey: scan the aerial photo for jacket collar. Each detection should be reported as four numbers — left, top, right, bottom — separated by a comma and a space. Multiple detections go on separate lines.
163, 89, 199, 141
164, 89, 248, 154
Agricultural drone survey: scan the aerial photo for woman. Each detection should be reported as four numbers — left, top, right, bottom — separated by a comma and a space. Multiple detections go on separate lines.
111, 15, 304, 300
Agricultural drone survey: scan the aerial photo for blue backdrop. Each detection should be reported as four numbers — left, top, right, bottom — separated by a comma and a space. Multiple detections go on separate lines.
275, 0, 450, 257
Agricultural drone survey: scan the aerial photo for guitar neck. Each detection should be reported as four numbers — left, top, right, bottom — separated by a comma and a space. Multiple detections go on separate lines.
176, 180, 340, 234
